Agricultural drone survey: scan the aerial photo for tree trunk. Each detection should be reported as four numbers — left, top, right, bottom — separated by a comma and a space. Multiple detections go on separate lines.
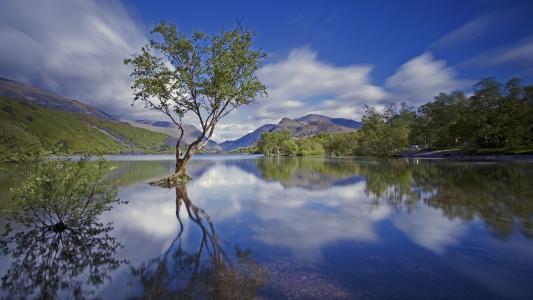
175, 158, 187, 176
151, 126, 211, 187
149, 153, 192, 187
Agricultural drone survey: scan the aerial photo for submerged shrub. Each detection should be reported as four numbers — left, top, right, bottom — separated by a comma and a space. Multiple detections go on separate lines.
7, 156, 120, 231
0, 157, 124, 299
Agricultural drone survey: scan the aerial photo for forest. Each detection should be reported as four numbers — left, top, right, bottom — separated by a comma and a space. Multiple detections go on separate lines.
257, 77, 533, 157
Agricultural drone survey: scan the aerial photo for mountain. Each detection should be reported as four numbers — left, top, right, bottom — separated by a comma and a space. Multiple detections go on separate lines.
0, 77, 114, 120
296, 114, 361, 129
275, 114, 360, 137
219, 124, 277, 151
128, 119, 222, 152
0, 78, 174, 161
220, 114, 361, 151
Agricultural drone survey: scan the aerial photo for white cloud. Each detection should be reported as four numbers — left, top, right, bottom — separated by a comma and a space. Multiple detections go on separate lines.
385, 52, 470, 105
256, 48, 387, 119
0, 0, 154, 118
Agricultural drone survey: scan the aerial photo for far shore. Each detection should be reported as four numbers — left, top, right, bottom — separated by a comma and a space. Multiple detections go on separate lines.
6, 151, 533, 164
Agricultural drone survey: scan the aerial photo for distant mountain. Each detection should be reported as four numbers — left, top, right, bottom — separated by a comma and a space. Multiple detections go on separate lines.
274, 115, 358, 137
135, 120, 174, 128
220, 114, 361, 151
296, 114, 361, 129
0, 77, 114, 120
129, 119, 221, 152
219, 124, 277, 151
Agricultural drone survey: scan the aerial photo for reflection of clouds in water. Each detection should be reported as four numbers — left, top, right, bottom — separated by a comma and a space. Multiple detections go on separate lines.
393, 205, 465, 254
193, 165, 261, 188
188, 164, 391, 261
188, 165, 262, 221
101, 184, 195, 271
98, 184, 196, 299
252, 186, 391, 261
111, 184, 180, 239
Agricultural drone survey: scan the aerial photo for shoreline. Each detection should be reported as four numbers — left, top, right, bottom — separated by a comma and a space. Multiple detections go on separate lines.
403, 149, 533, 162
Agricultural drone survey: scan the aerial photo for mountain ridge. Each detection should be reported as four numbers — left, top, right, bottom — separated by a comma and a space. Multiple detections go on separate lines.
220, 114, 361, 151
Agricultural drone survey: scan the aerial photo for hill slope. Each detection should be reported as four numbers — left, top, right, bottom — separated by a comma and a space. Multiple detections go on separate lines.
0, 96, 173, 161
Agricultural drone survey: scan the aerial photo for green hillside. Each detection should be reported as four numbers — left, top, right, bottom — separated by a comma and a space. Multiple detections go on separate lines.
0, 96, 173, 162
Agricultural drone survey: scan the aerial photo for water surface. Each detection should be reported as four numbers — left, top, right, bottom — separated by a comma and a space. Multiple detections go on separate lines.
1, 155, 533, 299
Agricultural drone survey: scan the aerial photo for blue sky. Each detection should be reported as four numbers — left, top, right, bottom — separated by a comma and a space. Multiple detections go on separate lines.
128, 0, 533, 82
1, 0, 533, 141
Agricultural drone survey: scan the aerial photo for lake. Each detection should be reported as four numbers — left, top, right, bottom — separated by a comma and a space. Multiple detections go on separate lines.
1, 155, 533, 299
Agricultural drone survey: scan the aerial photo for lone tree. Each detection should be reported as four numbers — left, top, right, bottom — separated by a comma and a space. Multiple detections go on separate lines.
124, 21, 266, 186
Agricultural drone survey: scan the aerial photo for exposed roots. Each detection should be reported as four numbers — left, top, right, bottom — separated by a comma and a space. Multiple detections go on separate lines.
149, 174, 192, 188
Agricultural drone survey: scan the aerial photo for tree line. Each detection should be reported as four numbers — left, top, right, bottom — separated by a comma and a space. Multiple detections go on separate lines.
257, 77, 533, 157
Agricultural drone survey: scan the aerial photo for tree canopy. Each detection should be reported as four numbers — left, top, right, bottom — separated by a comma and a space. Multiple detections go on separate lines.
124, 21, 267, 180
255, 77, 533, 158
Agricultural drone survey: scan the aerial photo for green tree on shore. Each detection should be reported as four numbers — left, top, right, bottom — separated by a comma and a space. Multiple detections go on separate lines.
359, 104, 412, 157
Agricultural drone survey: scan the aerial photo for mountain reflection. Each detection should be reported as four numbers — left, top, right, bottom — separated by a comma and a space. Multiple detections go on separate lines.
130, 184, 266, 299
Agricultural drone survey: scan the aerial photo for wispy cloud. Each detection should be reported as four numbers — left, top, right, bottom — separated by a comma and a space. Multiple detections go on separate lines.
463, 37, 533, 68
431, 14, 504, 49
385, 52, 470, 105
0, 0, 153, 118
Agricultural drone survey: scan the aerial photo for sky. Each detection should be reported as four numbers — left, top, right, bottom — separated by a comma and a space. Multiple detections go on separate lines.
1, 0, 533, 142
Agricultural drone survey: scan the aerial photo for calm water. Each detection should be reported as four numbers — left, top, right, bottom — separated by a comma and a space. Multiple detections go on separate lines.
1, 155, 533, 299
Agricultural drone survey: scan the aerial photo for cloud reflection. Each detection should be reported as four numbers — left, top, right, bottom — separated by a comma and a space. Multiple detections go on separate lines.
187, 163, 391, 261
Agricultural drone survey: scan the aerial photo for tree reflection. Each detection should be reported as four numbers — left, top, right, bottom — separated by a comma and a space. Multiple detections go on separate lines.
359, 160, 533, 238
0, 222, 123, 299
131, 184, 267, 299
0, 158, 125, 299
253, 156, 533, 239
